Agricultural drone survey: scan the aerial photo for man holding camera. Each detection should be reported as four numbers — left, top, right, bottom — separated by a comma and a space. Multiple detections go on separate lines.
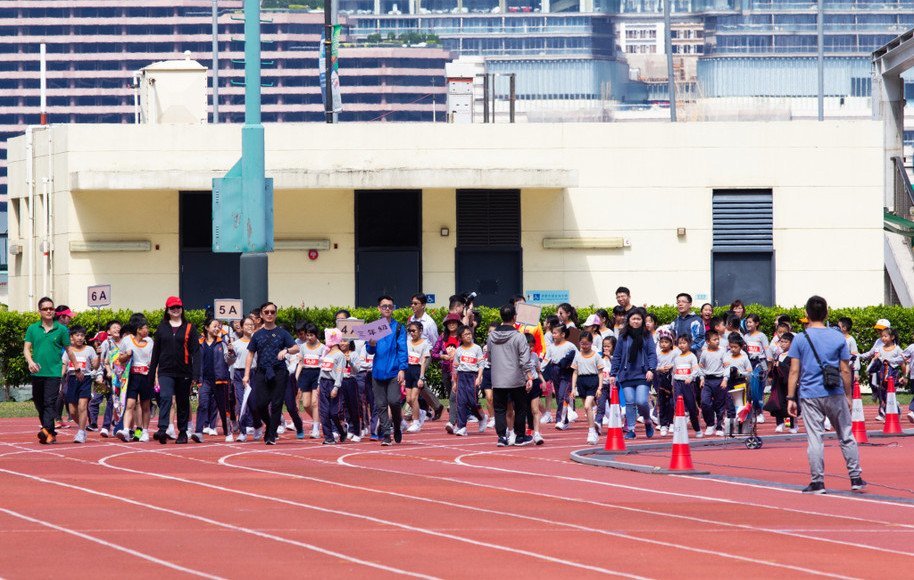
787, 295, 865, 494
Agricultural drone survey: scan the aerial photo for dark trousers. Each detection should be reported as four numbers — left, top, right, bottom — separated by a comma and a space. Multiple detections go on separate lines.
89, 390, 113, 429
555, 374, 572, 423
341, 377, 361, 435
455, 371, 478, 429
494, 386, 527, 439
356, 371, 376, 435
253, 366, 288, 441
319, 378, 344, 440
673, 379, 701, 431
372, 375, 402, 439
32, 376, 61, 434
195, 379, 230, 435
700, 376, 726, 429
283, 374, 303, 434
657, 388, 674, 428
157, 375, 192, 433
594, 385, 609, 424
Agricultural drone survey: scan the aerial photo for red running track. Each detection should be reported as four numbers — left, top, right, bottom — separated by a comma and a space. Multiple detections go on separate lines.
0, 409, 912, 579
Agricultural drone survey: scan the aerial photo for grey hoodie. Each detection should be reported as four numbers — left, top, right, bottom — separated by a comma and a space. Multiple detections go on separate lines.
486, 324, 535, 389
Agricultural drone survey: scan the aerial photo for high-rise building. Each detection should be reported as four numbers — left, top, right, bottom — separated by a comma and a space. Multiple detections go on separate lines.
0, 0, 453, 291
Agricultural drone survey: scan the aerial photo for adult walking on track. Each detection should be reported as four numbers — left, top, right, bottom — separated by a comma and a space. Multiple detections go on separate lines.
150, 296, 200, 444
787, 295, 866, 494
243, 301, 299, 445
486, 303, 536, 447
23, 296, 81, 444
366, 295, 408, 446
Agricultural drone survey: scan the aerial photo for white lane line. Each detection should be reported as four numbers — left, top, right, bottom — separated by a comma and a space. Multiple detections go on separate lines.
97, 450, 636, 578
0, 507, 223, 579
450, 449, 914, 558
218, 449, 850, 579
0, 451, 434, 579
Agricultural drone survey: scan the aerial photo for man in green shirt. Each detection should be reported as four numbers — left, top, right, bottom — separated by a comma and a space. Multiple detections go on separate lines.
23, 296, 80, 444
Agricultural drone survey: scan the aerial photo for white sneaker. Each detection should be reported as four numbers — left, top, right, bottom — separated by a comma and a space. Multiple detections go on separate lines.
586, 428, 597, 445
478, 413, 489, 433
874, 413, 885, 423
540, 411, 553, 424
138, 430, 150, 443
467, 415, 479, 423
774, 423, 785, 433
225, 434, 234, 443
660, 426, 668, 437
100, 427, 110, 438
486, 418, 495, 428
276, 425, 286, 435
246, 427, 255, 435
191, 432, 204, 443
756, 413, 765, 424
445, 422, 455, 434
695, 430, 703, 439
310, 426, 321, 439
455, 427, 468, 436
207, 427, 219, 436
507, 429, 517, 446
789, 427, 799, 434
715, 429, 724, 437
74, 429, 87, 444
533, 432, 544, 445
349, 434, 362, 443
285, 420, 295, 430
704, 426, 715, 436
907, 411, 914, 424
236, 433, 248, 442
406, 421, 421, 433
568, 409, 579, 422
166, 424, 177, 440
636, 415, 644, 424
650, 407, 659, 424
601, 416, 610, 426
115, 429, 129, 442
253, 428, 264, 441
555, 421, 567, 431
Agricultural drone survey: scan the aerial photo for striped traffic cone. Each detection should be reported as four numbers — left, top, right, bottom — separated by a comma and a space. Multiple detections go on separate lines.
851, 378, 868, 444
883, 376, 902, 435
604, 384, 626, 451
669, 395, 696, 471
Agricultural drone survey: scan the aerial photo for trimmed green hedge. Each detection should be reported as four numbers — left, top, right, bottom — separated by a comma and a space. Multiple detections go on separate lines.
2, 304, 911, 398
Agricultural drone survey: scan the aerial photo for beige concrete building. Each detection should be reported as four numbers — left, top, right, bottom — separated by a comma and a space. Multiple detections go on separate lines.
5, 121, 884, 311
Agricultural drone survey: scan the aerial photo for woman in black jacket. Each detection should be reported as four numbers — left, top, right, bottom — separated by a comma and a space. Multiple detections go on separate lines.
150, 296, 200, 444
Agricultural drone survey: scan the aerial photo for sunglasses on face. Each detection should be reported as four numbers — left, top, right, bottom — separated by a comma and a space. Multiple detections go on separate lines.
262, 310, 277, 315
40, 307, 55, 312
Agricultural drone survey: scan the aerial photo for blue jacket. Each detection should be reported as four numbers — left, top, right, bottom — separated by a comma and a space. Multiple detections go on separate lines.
195, 338, 232, 383
610, 333, 658, 385
673, 313, 705, 351
365, 319, 408, 381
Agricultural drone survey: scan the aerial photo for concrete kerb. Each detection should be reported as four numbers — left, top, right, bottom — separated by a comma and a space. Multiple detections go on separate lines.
569, 428, 914, 476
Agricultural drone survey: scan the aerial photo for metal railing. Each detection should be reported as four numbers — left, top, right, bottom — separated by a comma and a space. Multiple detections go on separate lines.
893, 156, 914, 219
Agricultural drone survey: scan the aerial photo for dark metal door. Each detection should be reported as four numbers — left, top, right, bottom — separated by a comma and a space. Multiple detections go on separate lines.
455, 189, 522, 307
712, 251, 774, 307
180, 191, 240, 310
355, 190, 421, 308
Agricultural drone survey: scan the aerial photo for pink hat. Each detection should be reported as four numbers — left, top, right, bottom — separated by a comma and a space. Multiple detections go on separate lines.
325, 328, 342, 347
443, 313, 462, 325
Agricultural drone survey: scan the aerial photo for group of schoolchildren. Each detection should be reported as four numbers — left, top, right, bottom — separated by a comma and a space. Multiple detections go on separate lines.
46, 287, 914, 447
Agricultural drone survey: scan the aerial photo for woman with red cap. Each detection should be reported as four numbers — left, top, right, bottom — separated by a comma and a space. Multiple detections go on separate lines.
149, 296, 200, 444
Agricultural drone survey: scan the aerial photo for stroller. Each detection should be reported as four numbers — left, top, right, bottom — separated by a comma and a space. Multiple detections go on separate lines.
728, 365, 765, 449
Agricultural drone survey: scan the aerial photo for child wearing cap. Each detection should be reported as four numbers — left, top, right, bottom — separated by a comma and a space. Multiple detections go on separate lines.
62, 326, 99, 443
318, 329, 348, 444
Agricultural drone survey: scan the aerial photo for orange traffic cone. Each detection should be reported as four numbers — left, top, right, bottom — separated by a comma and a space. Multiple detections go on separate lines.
883, 376, 902, 435
604, 384, 626, 451
851, 378, 868, 443
669, 395, 696, 471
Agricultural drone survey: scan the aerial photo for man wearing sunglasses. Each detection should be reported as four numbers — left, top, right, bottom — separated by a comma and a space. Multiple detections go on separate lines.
24, 297, 81, 444
366, 295, 409, 445
243, 301, 299, 445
